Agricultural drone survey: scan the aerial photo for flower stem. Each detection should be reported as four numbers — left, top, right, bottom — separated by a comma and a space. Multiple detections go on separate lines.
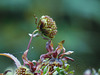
27, 29, 38, 50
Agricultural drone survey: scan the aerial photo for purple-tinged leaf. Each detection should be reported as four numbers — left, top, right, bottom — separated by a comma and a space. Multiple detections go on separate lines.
62, 57, 74, 61
40, 54, 51, 61
62, 47, 66, 53
59, 51, 74, 58
22, 49, 35, 72
65, 51, 74, 55
0, 53, 21, 68
22, 49, 29, 65
32, 60, 37, 63
52, 50, 58, 58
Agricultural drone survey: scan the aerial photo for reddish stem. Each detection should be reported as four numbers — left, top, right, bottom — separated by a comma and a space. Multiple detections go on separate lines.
27, 30, 38, 51
27, 34, 33, 50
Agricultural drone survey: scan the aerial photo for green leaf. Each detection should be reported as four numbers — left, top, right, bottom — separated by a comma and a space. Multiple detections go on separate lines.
41, 66, 46, 70
68, 70, 74, 74
56, 67, 62, 72
43, 65, 48, 74
65, 64, 70, 71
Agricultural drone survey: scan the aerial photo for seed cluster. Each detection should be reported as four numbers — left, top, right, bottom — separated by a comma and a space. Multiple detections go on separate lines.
37, 15, 57, 38
16, 66, 33, 75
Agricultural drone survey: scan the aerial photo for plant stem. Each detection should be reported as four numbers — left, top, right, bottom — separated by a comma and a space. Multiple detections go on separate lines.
27, 29, 38, 50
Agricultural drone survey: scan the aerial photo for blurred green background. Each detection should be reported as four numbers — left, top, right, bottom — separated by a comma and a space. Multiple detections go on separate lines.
0, 0, 100, 75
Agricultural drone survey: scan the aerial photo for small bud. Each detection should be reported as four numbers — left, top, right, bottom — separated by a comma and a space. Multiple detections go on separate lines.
37, 15, 57, 38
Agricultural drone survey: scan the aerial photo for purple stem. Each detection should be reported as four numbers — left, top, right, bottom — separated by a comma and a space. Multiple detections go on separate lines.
27, 34, 33, 50
27, 29, 38, 52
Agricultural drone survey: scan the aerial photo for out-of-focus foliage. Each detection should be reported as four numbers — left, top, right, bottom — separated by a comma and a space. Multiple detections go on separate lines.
0, 0, 100, 75
84, 68, 100, 75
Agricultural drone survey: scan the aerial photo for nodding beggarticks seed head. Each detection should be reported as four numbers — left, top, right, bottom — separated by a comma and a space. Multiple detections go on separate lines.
37, 15, 57, 38
15, 66, 33, 75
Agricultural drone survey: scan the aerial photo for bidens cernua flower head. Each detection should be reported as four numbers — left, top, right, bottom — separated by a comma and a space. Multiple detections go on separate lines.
37, 15, 57, 38
16, 66, 33, 75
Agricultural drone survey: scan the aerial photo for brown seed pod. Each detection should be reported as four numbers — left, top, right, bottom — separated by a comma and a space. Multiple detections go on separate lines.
37, 15, 57, 38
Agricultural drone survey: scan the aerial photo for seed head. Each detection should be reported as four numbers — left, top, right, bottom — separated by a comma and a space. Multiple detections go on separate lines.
37, 15, 57, 38
16, 66, 33, 75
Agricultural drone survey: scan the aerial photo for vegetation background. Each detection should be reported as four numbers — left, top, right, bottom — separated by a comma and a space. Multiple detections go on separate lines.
0, 0, 100, 75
